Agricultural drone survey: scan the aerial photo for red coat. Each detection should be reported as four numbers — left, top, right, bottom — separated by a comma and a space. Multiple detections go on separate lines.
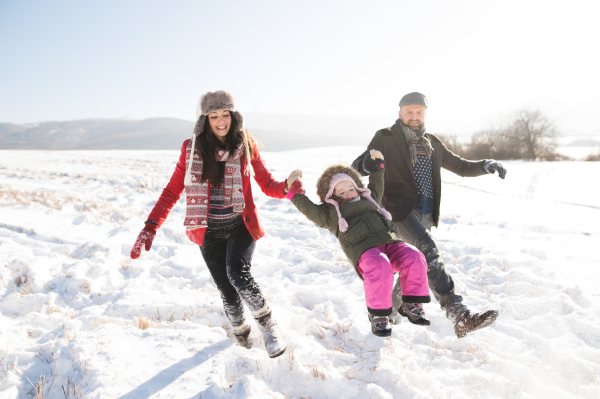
147, 139, 286, 246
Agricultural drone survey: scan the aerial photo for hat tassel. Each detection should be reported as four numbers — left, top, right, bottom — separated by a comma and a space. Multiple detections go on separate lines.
242, 124, 255, 177
184, 133, 197, 186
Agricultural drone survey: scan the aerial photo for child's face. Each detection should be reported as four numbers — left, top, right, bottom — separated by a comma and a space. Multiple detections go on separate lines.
334, 180, 358, 201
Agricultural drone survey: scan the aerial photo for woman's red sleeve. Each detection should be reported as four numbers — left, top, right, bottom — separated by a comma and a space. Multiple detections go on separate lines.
147, 140, 189, 227
251, 147, 286, 199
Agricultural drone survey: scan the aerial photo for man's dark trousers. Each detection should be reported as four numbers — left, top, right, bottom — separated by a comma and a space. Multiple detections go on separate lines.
392, 208, 467, 323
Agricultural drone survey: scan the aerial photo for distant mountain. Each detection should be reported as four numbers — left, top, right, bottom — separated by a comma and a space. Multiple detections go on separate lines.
565, 138, 600, 147
0, 118, 194, 150
0, 114, 389, 151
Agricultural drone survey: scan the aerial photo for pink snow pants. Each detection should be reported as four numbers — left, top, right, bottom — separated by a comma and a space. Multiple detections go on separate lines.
357, 242, 429, 311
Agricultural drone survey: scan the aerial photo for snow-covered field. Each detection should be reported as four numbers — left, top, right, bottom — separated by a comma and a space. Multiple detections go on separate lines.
0, 148, 599, 399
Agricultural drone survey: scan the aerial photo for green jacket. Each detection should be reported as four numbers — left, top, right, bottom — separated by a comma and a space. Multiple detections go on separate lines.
290, 168, 403, 278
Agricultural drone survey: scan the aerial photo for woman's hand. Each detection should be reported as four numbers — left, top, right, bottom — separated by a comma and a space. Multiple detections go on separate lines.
130, 223, 158, 259
285, 170, 303, 193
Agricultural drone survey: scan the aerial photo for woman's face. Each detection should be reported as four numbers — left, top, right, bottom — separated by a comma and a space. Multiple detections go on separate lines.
208, 110, 231, 143
334, 180, 358, 201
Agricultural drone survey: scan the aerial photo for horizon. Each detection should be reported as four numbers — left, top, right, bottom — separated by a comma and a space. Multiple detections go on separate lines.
1, 0, 599, 136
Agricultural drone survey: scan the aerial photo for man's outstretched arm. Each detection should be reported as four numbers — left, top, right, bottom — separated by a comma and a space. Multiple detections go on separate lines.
434, 135, 506, 178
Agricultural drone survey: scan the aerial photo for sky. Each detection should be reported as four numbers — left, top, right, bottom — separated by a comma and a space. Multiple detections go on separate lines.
1, 0, 599, 135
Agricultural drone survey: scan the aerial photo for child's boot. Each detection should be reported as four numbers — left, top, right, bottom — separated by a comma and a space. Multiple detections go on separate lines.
399, 303, 431, 326
256, 313, 286, 358
368, 313, 392, 337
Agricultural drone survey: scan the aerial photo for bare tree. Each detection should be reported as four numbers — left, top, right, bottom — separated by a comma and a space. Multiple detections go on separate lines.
447, 108, 561, 161
585, 148, 600, 161
505, 109, 558, 160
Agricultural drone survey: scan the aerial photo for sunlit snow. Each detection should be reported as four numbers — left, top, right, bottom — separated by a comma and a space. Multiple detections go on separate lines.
0, 148, 599, 398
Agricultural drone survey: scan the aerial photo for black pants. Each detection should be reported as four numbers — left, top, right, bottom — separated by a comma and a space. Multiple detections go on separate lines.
199, 220, 267, 329
392, 209, 467, 323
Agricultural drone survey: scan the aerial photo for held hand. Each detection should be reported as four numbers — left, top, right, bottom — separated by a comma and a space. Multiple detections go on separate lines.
290, 179, 305, 195
286, 169, 303, 190
370, 150, 384, 160
130, 223, 157, 259
484, 160, 507, 179
362, 149, 385, 173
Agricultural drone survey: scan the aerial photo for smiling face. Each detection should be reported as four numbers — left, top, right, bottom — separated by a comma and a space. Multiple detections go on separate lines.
399, 104, 427, 131
334, 180, 359, 201
207, 110, 232, 143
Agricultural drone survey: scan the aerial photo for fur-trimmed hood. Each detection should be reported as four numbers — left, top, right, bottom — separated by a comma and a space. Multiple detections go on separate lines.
316, 164, 364, 204
316, 164, 392, 233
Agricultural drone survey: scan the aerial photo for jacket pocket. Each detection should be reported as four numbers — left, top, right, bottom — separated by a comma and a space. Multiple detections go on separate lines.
382, 183, 402, 209
343, 218, 371, 246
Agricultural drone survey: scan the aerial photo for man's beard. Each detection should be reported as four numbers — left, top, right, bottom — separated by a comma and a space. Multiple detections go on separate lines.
404, 119, 424, 132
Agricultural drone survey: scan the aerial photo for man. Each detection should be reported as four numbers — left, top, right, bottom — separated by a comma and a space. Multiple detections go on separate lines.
351, 92, 506, 338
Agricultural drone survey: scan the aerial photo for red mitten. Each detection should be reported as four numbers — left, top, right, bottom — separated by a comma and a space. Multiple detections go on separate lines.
130, 223, 157, 259
291, 179, 305, 195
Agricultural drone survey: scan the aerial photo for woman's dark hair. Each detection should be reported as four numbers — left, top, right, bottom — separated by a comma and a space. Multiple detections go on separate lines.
194, 113, 256, 187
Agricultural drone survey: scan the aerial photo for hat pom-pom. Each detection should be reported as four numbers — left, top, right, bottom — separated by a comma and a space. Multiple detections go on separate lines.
338, 217, 349, 233
291, 179, 305, 195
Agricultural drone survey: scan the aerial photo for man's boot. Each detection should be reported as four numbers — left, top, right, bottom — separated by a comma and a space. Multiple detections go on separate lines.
454, 310, 499, 338
256, 313, 286, 358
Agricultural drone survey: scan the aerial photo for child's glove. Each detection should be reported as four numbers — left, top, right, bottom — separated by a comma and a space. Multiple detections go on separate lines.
362, 149, 385, 173
291, 179, 305, 195
130, 222, 157, 259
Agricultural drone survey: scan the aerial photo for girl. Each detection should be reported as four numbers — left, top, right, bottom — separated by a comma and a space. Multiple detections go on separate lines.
130, 90, 297, 358
286, 151, 431, 336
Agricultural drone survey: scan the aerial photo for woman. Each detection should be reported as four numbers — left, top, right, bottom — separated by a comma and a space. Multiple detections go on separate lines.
130, 90, 296, 358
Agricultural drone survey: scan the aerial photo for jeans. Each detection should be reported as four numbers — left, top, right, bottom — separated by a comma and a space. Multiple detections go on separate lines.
199, 220, 269, 333
392, 208, 467, 323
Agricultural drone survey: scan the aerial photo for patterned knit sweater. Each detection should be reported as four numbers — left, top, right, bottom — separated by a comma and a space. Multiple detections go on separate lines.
412, 141, 434, 214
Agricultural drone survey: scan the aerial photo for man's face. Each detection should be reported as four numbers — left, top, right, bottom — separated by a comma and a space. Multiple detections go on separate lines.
399, 104, 427, 131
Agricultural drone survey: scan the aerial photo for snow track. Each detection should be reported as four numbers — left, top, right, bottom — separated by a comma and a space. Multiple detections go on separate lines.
0, 148, 599, 398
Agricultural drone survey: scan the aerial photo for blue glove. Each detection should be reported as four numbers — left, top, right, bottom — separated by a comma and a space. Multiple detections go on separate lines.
484, 160, 507, 179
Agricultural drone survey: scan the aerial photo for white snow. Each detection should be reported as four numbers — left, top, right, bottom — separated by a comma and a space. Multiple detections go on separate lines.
0, 148, 599, 399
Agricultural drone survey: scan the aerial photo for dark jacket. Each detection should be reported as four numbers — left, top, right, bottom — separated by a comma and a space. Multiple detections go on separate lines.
351, 123, 488, 227
290, 168, 402, 278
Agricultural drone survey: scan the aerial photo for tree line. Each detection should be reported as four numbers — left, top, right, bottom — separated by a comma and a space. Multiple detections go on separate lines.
438, 108, 598, 162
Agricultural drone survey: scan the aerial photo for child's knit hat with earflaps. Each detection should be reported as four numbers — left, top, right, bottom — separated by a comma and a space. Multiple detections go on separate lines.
184, 90, 254, 185
316, 164, 392, 233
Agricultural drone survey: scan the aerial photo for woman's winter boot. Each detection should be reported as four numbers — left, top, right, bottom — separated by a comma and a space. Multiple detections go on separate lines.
234, 326, 254, 349
255, 313, 286, 358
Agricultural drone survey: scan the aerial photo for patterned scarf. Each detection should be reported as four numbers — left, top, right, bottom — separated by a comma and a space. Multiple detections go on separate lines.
396, 119, 433, 166
183, 141, 245, 231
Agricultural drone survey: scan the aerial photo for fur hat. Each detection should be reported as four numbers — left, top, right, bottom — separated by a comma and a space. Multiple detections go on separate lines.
185, 90, 253, 185
316, 164, 392, 232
